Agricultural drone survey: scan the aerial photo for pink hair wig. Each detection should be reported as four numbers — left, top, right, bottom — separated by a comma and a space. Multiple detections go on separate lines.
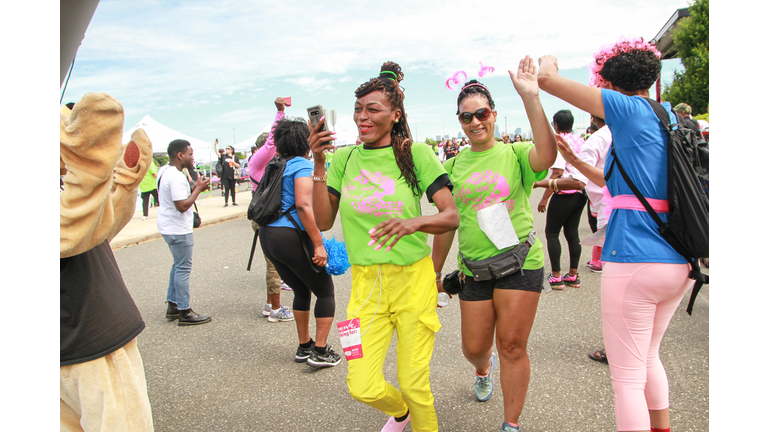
589, 37, 662, 88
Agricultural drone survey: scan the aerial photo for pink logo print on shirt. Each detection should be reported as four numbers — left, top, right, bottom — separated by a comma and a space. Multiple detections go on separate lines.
343, 169, 404, 217
457, 170, 514, 212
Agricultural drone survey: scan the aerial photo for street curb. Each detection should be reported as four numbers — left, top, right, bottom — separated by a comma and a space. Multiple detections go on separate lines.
110, 213, 247, 250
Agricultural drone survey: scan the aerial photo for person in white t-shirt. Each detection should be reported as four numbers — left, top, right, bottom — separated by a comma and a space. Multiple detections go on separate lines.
157, 139, 212, 326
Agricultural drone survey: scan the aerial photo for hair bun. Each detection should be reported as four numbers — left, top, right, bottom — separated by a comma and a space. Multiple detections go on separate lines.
379, 61, 404, 82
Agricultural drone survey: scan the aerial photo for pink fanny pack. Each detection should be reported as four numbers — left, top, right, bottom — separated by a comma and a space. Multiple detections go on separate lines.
601, 186, 669, 220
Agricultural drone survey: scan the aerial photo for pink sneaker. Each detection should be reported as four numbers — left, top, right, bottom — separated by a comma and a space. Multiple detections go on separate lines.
548, 273, 564, 290
563, 273, 581, 288
381, 413, 410, 432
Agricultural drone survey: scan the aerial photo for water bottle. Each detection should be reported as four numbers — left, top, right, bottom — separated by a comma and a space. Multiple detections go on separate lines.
437, 292, 451, 308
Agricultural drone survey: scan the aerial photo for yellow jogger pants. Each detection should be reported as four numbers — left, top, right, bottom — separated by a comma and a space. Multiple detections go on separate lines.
345, 256, 442, 432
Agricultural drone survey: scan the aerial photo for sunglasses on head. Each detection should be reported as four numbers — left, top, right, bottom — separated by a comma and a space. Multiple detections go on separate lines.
458, 108, 492, 124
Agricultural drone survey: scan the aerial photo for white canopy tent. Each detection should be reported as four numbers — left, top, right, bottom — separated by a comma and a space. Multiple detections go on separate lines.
230, 115, 359, 154
231, 125, 270, 153
122, 115, 215, 164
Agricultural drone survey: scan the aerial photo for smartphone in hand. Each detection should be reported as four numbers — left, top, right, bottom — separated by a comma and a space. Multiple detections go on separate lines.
307, 105, 331, 145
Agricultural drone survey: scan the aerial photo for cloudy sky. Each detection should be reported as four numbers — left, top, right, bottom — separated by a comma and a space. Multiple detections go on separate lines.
61, 0, 691, 148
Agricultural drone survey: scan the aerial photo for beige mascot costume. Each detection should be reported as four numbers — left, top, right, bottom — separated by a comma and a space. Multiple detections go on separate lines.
60, 92, 155, 431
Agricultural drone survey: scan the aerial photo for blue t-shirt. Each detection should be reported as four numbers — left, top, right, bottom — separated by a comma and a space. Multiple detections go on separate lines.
267, 157, 313, 231
601, 89, 687, 264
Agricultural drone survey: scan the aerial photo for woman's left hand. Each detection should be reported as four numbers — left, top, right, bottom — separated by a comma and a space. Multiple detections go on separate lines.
368, 218, 420, 251
312, 245, 328, 267
509, 55, 539, 99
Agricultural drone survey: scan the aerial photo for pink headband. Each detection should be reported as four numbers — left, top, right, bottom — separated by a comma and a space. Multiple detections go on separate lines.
461, 82, 491, 94
589, 37, 662, 88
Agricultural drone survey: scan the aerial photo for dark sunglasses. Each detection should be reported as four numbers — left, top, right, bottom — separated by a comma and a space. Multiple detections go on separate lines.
458, 108, 492, 124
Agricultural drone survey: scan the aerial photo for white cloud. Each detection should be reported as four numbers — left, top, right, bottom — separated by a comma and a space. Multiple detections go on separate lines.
63, 0, 693, 141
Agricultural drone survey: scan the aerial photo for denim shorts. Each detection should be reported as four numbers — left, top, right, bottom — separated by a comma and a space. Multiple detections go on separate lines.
458, 267, 544, 302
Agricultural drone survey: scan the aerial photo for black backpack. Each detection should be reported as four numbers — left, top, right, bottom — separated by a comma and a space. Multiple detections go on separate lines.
247, 155, 296, 226
245, 155, 321, 273
605, 98, 709, 315
215, 160, 223, 176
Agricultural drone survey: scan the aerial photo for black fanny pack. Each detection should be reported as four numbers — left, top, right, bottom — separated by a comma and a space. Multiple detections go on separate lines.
460, 231, 536, 281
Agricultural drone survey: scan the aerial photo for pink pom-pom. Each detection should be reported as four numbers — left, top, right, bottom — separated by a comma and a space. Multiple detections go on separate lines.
589, 37, 662, 88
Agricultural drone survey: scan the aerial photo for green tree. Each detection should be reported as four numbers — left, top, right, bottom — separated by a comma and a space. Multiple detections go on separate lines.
661, 0, 709, 115
153, 155, 168, 167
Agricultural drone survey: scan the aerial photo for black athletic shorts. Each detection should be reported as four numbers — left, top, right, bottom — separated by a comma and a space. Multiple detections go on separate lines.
458, 267, 544, 302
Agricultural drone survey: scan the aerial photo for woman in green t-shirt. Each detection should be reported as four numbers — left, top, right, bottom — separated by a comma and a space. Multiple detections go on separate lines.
431, 56, 558, 432
308, 61, 459, 432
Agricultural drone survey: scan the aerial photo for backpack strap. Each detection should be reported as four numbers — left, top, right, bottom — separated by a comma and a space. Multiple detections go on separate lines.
605, 145, 666, 229
282, 205, 322, 273
246, 227, 259, 271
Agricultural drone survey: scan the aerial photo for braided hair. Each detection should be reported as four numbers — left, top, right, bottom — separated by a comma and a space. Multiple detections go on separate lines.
354, 61, 420, 196
456, 79, 495, 114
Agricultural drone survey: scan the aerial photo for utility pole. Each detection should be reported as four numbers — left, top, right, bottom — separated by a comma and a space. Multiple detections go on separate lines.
504, 117, 507, 135
232, 128, 236, 145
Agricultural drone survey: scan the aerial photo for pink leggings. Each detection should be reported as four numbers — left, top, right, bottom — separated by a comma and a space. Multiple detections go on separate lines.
601, 262, 693, 431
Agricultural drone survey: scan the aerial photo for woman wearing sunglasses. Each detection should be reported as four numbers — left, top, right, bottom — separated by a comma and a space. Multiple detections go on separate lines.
431, 55, 557, 432
309, 61, 459, 432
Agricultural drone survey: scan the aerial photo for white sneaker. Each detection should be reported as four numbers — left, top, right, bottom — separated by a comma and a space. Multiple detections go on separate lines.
142, 216, 148, 221
262, 303, 272, 317
268, 305, 295, 322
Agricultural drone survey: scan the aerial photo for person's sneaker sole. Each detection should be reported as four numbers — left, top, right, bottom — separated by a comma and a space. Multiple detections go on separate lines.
307, 357, 341, 367
166, 314, 179, 322
267, 315, 295, 323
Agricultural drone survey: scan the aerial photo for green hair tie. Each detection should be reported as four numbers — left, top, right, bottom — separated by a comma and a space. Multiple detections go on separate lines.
380, 71, 398, 81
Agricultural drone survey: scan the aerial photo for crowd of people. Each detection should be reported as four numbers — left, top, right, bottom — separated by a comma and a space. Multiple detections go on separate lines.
62, 38, 705, 432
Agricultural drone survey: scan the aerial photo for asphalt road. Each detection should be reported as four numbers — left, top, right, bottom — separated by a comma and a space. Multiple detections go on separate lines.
113, 187, 709, 432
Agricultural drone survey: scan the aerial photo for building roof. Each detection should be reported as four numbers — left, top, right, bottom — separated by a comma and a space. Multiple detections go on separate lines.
651, 7, 690, 59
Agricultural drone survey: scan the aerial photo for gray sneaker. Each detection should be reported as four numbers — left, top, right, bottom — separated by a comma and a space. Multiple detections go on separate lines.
500, 422, 520, 432
268, 305, 295, 323
474, 352, 497, 402
307, 345, 341, 368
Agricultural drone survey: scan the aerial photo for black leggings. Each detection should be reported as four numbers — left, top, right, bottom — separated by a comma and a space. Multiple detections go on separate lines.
141, 189, 159, 217
259, 226, 335, 317
222, 178, 236, 204
545, 192, 587, 272
587, 200, 598, 233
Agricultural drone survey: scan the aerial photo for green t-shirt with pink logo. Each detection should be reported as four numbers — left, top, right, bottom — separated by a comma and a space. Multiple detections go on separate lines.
327, 143, 450, 266
443, 143, 548, 275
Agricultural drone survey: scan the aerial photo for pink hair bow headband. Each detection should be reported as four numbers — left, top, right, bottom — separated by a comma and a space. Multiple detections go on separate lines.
445, 62, 495, 90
